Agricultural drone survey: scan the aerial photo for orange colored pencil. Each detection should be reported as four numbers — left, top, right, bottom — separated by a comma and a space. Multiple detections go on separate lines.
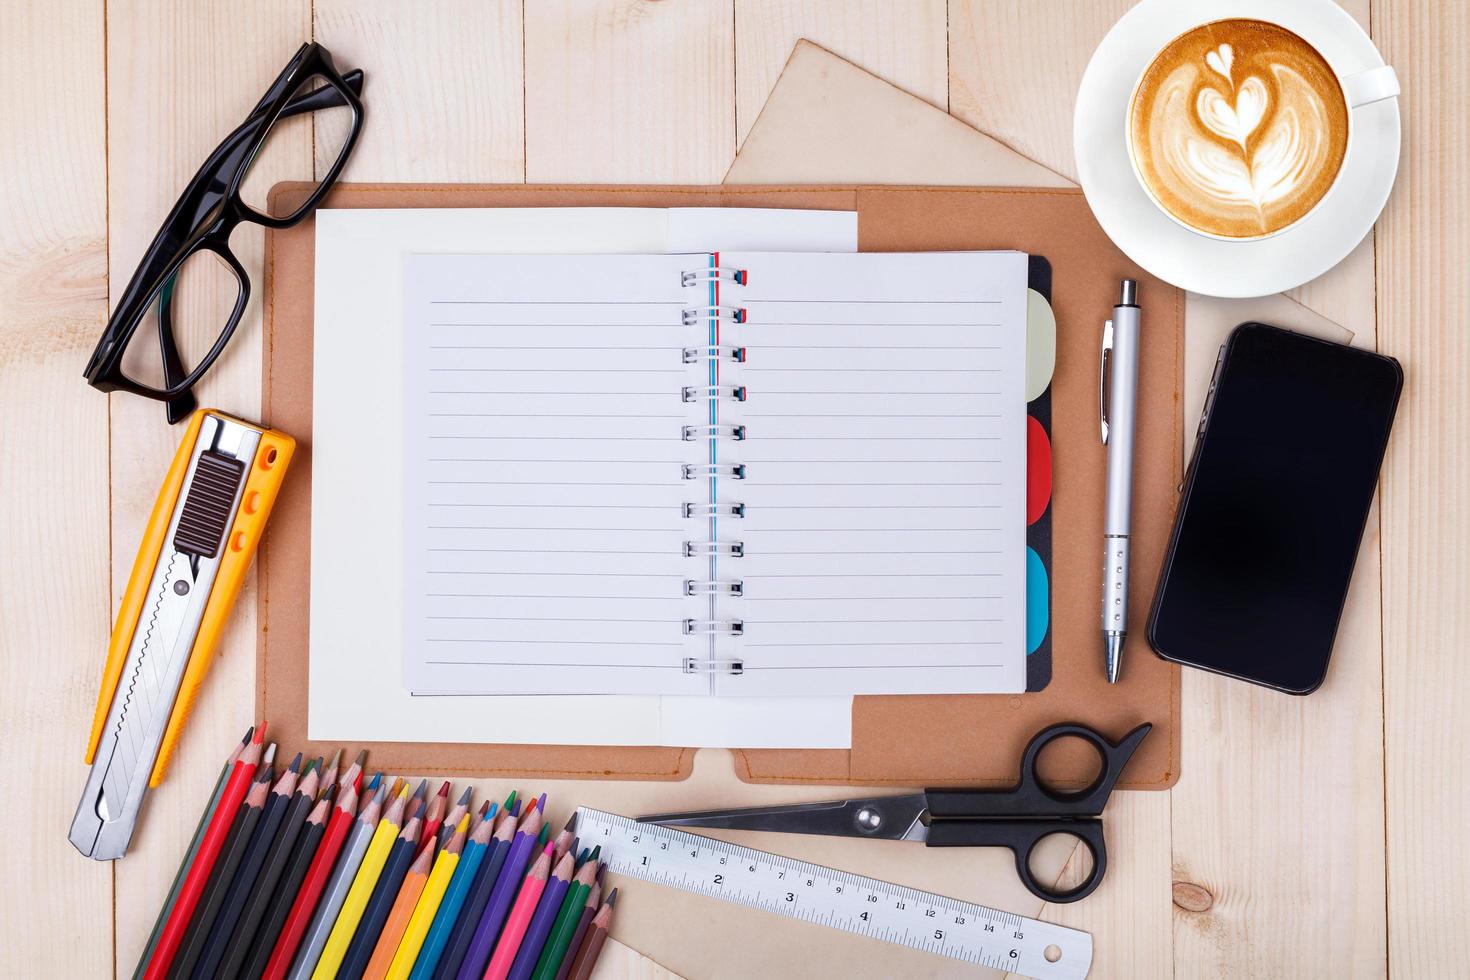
481, 843, 554, 980
363, 837, 438, 980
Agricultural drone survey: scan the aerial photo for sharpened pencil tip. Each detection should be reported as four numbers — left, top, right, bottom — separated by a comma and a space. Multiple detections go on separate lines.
288, 752, 303, 772
325, 748, 342, 769
354, 748, 368, 768
607, 888, 619, 906
240, 726, 254, 744
253, 721, 268, 744
366, 771, 382, 791
437, 780, 451, 798
457, 786, 473, 805
262, 743, 277, 766
537, 793, 547, 812
588, 844, 601, 862
504, 789, 517, 809
413, 778, 429, 799
563, 814, 577, 832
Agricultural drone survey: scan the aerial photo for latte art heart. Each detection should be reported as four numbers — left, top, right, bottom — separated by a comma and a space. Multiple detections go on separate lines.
1129, 19, 1350, 239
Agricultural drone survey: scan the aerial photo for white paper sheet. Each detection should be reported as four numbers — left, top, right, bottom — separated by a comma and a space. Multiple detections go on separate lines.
309, 207, 857, 748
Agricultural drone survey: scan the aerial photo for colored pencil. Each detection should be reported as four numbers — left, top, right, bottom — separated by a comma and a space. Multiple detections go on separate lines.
144, 726, 265, 980
242, 785, 335, 980
549, 815, 576, 866
340, 798, 427, 980
168, 745, 277, 980
455, 800, 544, 980
363, 837, 437, 980
411, 804, 497, 980
317, 749, 342, 798
216, 759, 321, 980
563, 891, 616, 980
132, 727, 251, 980
386, 815, 469, 980
191, 753, 302, 979
530, 853, 600, 980
504, 847, 573, 980
551, 868, 602, 980
285, 779, 385, 980
312, 783, 412, 979
482, 843, 555, 980
437, 786, 472, 848
421, 781, 450, 845
433, 799, 520, 980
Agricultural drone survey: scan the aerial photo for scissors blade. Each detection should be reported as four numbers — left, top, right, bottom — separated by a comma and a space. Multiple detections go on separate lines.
639, 793, 929, 842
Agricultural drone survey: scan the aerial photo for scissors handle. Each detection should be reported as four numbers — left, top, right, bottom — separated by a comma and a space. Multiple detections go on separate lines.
925, 818, 1107, 904
926, 722, 1152, 818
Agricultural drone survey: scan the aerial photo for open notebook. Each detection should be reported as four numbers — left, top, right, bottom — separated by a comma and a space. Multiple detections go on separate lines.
403, 250, 1031, 697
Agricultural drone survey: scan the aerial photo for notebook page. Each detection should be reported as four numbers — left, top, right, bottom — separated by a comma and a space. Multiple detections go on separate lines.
402, 252, 709, 696
715, 251, 1029, 696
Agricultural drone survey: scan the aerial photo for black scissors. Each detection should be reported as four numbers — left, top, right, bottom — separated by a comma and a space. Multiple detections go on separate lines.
640, 722, 1150, 903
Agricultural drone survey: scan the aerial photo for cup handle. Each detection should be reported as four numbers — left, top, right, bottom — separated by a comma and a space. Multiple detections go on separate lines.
1342, 64, 1400, 108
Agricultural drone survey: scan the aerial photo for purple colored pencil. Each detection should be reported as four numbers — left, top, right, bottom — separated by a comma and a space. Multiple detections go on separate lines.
455, 798, 546, 980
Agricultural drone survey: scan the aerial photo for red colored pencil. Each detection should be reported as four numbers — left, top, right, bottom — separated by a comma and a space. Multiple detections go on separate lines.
260, 776, 363, 980
142, 723, 266, 980
482, 843, 554, 980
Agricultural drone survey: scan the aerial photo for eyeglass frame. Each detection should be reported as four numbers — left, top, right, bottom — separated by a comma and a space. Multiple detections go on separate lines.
84, 41, 364, 423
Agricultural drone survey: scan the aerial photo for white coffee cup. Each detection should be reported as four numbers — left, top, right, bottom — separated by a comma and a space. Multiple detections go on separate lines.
1125, 16, 1399, 242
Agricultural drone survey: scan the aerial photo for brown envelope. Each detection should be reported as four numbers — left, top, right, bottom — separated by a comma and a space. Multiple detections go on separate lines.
259, 182, 1182, 790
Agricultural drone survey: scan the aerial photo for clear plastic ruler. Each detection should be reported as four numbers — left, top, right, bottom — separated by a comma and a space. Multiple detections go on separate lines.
574, 807, 1092, 980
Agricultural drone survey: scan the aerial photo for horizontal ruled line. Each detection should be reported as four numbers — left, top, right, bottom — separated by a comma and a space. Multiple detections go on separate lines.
740, 661, 1005, 668
429, 526, 681, 532
428, 615, 678, 623
429, 547, 675, 555
740, 572, 1003, 578
749, 551, 1003, 556
430, 413, 683, 419
426, 571, 681, 577
428, 503, 675, 509
425, 659, 682, 666
428, 593, 681, 600
741, 367, 1001, 373
741, 595, 1002, 601
429, 300, 685, 305
740, 618, 1001, 625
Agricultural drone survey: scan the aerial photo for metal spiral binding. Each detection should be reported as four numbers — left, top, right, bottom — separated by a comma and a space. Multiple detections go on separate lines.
682, 267, 748, 286
685, 579, 744, 596
682, 384, 746, 403
682, 345, 746, 363
684, 540, 744, 558
682, 424, 745, 441
683, 463, 745, 480
683, 658, 745, 675
683, 501, 744, 518
682, 305, 746, 325
683, 619, 744, 636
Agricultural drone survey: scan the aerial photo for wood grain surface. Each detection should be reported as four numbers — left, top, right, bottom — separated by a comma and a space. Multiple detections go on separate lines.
1, 1, 1462, 977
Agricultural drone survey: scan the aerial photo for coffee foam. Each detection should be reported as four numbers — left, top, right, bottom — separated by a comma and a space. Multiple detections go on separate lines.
1129, 19, 1349, 239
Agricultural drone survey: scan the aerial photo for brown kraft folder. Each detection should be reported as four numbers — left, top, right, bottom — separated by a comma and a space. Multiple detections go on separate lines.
259, 182, 1182, 790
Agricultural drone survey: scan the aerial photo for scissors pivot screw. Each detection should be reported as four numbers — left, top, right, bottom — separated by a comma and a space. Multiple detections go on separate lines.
854, 807, 883, 833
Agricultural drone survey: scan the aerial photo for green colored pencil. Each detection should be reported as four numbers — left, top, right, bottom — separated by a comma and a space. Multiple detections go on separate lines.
131, 726, 251, 980
529, 852, 599, 980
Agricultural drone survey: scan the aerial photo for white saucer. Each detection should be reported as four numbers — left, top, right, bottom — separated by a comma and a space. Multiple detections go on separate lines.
1073, 0, 1400, 298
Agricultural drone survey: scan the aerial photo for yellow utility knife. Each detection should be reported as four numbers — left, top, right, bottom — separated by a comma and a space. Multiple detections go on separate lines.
69, 409, 294, 860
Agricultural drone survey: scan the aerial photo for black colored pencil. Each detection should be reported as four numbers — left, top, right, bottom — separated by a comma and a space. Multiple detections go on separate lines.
167, 749, 275, 980
239, 785, 335, 980
215, 760, 321, 980
337, 799, 426, 980
190, 754, 301, 980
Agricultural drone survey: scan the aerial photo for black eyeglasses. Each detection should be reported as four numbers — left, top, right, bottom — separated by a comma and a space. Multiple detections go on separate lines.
85, 42, 364, 423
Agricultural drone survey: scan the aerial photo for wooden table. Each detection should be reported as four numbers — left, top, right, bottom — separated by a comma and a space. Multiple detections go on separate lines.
2, 2, 1463, 977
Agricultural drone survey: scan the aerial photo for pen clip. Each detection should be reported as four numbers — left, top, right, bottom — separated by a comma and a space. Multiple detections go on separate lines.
1099, 320, 1114, 445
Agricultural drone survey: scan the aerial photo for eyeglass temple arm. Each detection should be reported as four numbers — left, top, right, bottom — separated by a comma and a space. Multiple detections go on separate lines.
278, 68, 364, 120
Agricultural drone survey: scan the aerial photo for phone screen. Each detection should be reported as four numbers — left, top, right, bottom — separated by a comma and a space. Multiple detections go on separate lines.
1148, 323, 1401, 693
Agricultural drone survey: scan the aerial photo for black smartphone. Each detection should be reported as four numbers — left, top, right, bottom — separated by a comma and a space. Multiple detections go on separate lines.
1147, 323, 1401, 693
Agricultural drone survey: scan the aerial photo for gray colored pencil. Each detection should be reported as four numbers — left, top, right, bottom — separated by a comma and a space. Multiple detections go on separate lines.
286, 781, 388, 980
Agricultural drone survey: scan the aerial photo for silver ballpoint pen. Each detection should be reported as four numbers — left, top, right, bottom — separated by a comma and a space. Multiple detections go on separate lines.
1099, 280, 1140, 684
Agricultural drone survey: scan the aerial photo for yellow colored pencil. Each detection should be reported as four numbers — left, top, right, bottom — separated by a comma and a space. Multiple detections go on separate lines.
363, 838, 437, 980
311, 784, 410, 980
384, 815, 470, 980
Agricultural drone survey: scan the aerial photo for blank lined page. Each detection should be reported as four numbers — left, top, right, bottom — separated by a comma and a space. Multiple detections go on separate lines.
402, 253, 709, 695
716, 251, 1029, 695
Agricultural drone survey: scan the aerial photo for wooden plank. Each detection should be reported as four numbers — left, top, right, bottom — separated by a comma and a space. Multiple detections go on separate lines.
1373, 0, 1470, 974
313, 0, 524, 181
0, 1, 112, 975
105, 4, 310, 973
733, 0, 948, 145
524, 0, 735, 183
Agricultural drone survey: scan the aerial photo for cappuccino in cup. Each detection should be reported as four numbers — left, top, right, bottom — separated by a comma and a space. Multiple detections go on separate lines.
1128, 18, 1350, 239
